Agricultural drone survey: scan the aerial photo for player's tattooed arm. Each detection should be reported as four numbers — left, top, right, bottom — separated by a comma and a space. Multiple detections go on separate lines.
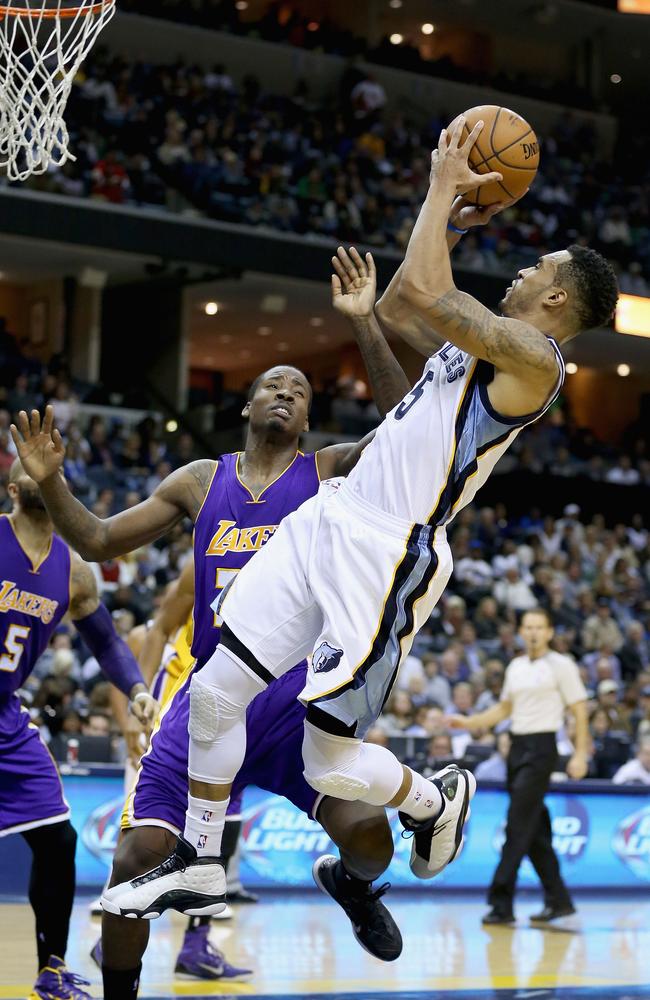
424, 289, 558, 378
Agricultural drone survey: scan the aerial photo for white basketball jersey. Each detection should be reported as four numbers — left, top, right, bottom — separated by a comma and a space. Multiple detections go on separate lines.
344, 338, 565, 527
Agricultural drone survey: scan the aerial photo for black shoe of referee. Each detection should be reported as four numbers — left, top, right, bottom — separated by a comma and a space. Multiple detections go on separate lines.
312, 855, 402, 962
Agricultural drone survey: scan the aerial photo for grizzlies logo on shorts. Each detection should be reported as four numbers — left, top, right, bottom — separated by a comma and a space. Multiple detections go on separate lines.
312, 642, 344, 674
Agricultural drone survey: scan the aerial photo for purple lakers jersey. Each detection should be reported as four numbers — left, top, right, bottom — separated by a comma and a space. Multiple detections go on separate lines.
0, 515, 71, 696
191, 451, 320, 667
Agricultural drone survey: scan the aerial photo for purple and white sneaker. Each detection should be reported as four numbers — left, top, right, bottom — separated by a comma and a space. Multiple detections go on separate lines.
29, 955, 91, 999
174, 925, 252, 980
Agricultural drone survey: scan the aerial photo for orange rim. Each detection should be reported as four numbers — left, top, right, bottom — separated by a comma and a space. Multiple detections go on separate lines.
0, 1, 112, 15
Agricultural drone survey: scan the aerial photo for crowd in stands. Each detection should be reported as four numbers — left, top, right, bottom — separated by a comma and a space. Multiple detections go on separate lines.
118, 0, 597, 111
1, 333, 649, 785
17, 49, 650, 291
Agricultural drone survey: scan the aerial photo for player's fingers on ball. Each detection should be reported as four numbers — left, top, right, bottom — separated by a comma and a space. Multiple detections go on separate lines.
464, 120, 484, 149
451, 115, 466, 146
475, 170, 503, 188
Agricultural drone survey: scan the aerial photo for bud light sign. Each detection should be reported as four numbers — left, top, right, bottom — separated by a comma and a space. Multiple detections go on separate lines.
613, 805, 650, 882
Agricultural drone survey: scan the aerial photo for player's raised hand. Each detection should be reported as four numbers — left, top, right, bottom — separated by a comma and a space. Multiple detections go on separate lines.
430, 117, 502, 195
332, 246, 377, 319
10, 405, 65, 484
450, 191, 528, 231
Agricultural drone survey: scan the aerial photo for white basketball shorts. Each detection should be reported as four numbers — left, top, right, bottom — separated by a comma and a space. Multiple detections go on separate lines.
217, 479, 453, 738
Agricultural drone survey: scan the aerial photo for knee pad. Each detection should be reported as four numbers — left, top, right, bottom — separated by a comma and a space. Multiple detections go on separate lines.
189, 673, 221, 742
302, 721, 369, 801
304, 768, 370, 801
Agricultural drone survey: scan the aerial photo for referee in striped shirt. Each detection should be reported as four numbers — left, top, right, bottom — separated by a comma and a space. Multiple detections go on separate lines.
450, 607, 589, 924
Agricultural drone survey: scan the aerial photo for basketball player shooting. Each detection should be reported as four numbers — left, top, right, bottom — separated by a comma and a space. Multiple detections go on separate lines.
13, 118, 619, 922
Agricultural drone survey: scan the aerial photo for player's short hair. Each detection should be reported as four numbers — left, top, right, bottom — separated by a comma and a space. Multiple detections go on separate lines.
248, 367, 313, 409
558, 246, 619, 331
8, 458, 25, 483
520, 606, 554, 628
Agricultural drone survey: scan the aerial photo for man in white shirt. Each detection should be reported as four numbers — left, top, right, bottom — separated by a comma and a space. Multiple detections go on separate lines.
612, 739, 650, 786
449, 607, 588, 925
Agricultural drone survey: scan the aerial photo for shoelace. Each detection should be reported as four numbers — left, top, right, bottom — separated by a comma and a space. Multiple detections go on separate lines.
61, 969, 91, 997
353, 880, 392, 911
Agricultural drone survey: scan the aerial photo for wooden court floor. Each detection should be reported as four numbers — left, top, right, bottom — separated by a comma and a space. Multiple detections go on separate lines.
1, 893, 650, 999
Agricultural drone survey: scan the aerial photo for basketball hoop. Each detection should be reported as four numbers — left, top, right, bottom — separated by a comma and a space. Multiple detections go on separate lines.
0, 0, 115, 181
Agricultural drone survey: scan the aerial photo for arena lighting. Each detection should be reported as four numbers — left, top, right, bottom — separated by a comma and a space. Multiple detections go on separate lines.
388, 0, 403, 8
277, 342, 289, 351
235, 0, 248, 9
566, 362, 578, 375
204, 301, 218, 316
610, 74, 622, 84
389, 33, 403, 44
617, 363, 631, 377
618, 0, 650, 12
309, 317, 324, 327
257, 326, 272, 336
316, 334, 330, 344
165, 420, 178, 433
421, 22, 435, 34
615, 293, 650, 338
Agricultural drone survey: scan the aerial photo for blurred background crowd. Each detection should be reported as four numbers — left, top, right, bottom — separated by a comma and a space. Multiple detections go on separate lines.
20, 50, 650, 291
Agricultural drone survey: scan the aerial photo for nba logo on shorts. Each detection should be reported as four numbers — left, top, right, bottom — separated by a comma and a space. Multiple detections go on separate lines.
202, 809, 213, 822
198, 834, 209, 850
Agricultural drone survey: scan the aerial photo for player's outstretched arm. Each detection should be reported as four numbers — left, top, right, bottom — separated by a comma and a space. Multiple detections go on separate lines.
10, 407, 215, 560
331, 246, 411, 414
139, 557, 195, 687
397, 119, 558, 390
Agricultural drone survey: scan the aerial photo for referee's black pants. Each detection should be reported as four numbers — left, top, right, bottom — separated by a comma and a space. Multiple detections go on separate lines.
488, 731, 573, 915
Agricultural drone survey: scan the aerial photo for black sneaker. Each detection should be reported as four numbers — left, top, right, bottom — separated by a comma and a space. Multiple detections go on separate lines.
228, 887, 259, 904
312, 855, 402, 962
101, 836, 227, 920
529, 904, 576, 923
482, 909, 516, 925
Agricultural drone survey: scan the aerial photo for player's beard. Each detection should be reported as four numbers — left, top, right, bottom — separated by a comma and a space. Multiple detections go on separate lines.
17, 483, 47, 513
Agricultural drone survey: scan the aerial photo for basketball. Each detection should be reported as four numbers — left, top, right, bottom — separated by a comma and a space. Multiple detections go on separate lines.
448, 105, 540, 206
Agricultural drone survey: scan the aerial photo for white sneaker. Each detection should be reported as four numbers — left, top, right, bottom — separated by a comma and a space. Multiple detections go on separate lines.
101, 836, 227, 919
399, 765, 476, 880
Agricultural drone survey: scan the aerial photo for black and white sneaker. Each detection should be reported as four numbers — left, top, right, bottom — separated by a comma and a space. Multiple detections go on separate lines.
399, 765, 476, 880
101, 836, 226, 920
312, 855, 402, 962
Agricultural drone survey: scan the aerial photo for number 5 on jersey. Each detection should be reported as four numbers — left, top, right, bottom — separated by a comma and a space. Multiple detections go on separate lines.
0, 623, 31, 672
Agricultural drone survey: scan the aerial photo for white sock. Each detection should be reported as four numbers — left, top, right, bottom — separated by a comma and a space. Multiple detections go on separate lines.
184, 795, 228, 857
398, 768, 443, 822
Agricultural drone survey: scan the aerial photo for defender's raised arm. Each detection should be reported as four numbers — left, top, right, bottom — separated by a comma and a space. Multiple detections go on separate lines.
10, 406, 215, 561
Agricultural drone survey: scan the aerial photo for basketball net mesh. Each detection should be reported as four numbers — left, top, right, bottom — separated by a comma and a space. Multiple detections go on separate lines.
0, 1, 115, 181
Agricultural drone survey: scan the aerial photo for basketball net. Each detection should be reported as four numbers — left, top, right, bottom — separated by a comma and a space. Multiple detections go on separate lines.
0, 0, 115, 181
